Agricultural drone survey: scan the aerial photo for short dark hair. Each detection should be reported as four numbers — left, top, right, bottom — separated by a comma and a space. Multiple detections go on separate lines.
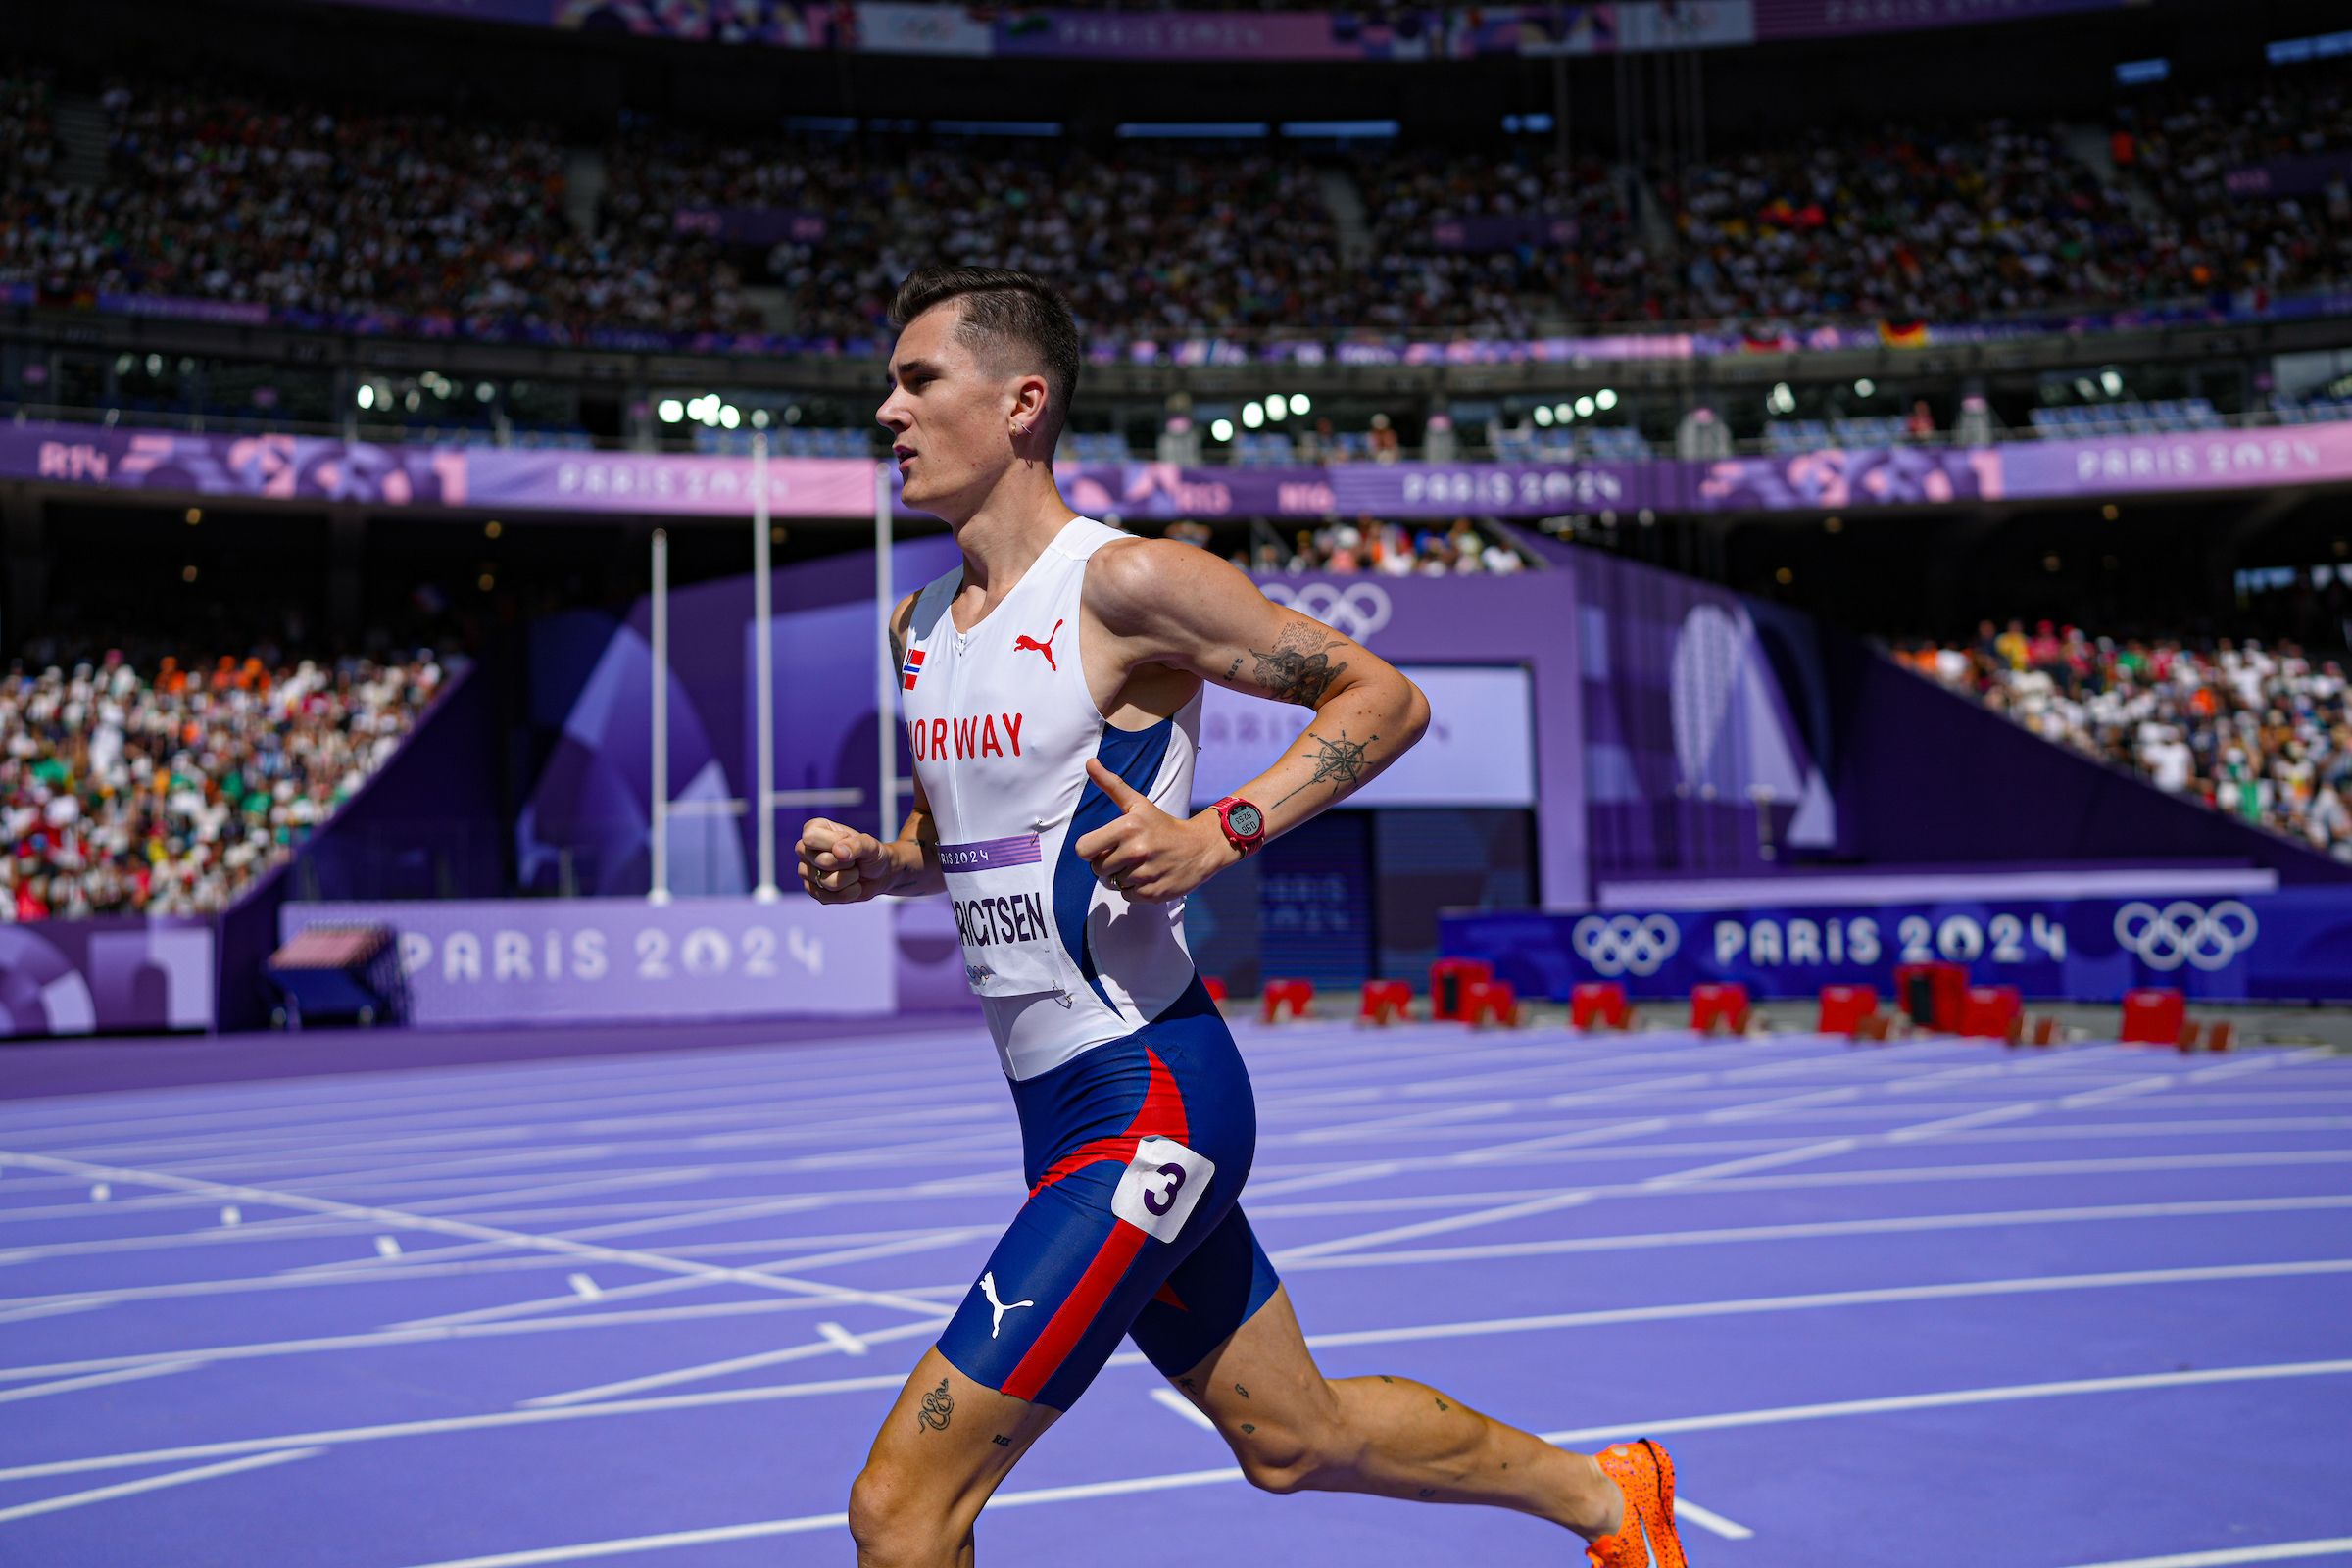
888, 266, 1082, 446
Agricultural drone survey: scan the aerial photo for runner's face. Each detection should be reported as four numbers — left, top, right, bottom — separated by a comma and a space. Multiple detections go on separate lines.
878, 305, 1018, 517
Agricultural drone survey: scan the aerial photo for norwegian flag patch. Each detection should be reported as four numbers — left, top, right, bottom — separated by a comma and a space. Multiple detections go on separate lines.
901, 649, 926, 691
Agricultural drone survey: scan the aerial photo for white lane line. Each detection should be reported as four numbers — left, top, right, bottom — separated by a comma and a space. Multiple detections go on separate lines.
0, 1360, 201, 1405
566, 1274, 602, 1300
813, 1322, 868, 1356
1886, 1103, 2044, 1142
1673, 1497, 1754, 1540
2054, 1541, 2352, 1567
12, 1267, 2346, 1487
2063, 1076, 2181, 1109
1149, 1388, 1218, 1432
0, 1446, 324, 1525
517, 1319, 942, 1409
0, 1149, 955, 1321
1281, 1195, 2352, 1272
1298, 1259, 2352, 1353
376, 1358, 2352, 1568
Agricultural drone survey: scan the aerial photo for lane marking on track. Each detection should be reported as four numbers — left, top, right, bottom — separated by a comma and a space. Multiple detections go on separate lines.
2053, 1542, 2352, 1567
1673, 1497, 1754, 1540
371, 1358, 2352, 1568
1149, 1388, 1217, 1432
0, 1446, 324, 1525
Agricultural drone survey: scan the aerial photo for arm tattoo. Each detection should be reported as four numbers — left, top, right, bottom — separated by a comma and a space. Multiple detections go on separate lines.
1249, 624, 1348, 708
917, 1377, 954, 1432
1274, 729, 1377, 808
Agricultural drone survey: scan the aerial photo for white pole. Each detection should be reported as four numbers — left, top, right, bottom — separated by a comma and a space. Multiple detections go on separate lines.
875, 461, 897, 844
649, 527, 671, 906
752, 431, 779, 902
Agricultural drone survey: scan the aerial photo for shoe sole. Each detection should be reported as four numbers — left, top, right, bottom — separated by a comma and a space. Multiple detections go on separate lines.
1639, 1439, 1689, 1568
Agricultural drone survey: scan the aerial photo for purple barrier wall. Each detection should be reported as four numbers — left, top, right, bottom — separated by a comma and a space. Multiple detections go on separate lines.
0, 918, 216, 1039
214, 662, 508, 1031
1825, 644, 2352, 886
279, 896, 895, 1027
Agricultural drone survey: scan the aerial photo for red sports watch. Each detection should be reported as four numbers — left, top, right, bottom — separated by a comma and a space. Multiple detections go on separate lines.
1211, 795, 1268, 858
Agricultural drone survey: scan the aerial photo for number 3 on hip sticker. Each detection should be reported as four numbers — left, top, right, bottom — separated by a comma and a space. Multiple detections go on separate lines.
1111, 1136, 1215, 1243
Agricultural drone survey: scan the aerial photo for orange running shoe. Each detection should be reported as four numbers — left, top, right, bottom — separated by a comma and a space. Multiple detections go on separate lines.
1584, 1439, 1689, 1568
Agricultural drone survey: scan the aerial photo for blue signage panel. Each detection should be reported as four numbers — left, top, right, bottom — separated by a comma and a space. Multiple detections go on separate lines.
1442, 890, 2352, 1004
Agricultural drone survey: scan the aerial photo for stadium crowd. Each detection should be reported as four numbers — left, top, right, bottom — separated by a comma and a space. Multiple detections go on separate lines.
1218, 515, 1528, 575
7, 64, 2351, 350
1904, 624, 2352, 860
0, 649, 449, 920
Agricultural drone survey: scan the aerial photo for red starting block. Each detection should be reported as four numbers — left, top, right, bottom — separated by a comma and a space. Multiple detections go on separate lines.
2180, 1018, 2237, 1054
1691, 982, 1750, 1035
1261, 978, 1313, 1022
1359, 979, 1413, 1025
1430, 957, 1494, 1022
1462, 979, 1520, 1028
1893, 962, 1969, 1032
1818, 984, 1879, 1038
2120, 988, 2185, 1047
1960, 985, 2023, 1042
1202, 976, 1228, 1004
1571, 981, 1631, 1031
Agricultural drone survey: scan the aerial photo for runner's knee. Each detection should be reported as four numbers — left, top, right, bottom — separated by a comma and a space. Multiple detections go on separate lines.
848, 1463, 959, 1566
1232, 1384, 1347, 1494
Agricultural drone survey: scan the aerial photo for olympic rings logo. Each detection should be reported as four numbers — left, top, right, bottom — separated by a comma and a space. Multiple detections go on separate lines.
2112, 900, 2259, 972
1572, 915, 1681, 977
1260, 582, 1393, 643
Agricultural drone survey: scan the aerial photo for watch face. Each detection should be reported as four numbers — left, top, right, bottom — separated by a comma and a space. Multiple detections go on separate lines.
1228, 803, 1264, 839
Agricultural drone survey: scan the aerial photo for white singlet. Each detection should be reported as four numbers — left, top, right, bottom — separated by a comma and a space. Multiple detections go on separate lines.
900, 515, 1205, 1081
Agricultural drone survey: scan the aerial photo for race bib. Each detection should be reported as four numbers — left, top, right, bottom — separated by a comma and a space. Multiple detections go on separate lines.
940, 835, 1070, 998
1111, 1136, 1215, 1244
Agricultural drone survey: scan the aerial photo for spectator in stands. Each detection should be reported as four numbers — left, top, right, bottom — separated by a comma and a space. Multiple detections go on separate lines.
0, 649, 447, 918
1908, 628, 2352, 861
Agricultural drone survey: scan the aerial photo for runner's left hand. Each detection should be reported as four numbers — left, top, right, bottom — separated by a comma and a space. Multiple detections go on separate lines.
1071, 759, 1230, 903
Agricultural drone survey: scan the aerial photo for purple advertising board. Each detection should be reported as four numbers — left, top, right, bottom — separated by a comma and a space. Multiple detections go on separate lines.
674, 207, 827, 246
0, 917, 217, 1038
11, 421, 2352, 519
1749, 0, 2132, 40
296, 0, 2137, 56
278, 896, 894, 1026
1444, 887, 2352, 1004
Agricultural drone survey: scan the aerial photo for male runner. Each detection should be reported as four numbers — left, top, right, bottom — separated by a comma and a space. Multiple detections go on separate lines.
799, 265, 1688, 1568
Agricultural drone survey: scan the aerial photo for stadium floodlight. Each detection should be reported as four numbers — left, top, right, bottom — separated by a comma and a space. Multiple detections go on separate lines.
752, 408, 771, 428
658, 399, 683, 423
357, 385, 375, 411
146, 354, 162, 375
476, 383, 495, 403
720, 404, 742, 429
405, 390, 421, 412
1854, 378, 1875, 397
1534, 406, 1555, 427
1211, 418, 1235, 442
2100, 369, 2124, 396
1290, 393, 1311, 416
1596, 388, 1618, 411
1575, 396, 1596, 418
1557, 402, 1574, 421
1243, 402, 1265, 430
1263, 397, 1287, 422
2076, 377, 2098, 401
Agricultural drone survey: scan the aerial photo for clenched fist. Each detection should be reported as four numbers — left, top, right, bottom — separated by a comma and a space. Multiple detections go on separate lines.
798, 818, 899, 904
1069, 759, 1233, 904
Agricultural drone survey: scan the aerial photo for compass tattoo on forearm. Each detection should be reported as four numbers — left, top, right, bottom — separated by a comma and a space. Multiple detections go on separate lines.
1250, 624, 1348, 708
1275, 728, 1378, 808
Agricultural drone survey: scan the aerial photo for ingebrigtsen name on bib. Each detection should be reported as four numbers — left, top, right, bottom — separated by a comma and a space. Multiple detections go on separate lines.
956, 892, 1050, 948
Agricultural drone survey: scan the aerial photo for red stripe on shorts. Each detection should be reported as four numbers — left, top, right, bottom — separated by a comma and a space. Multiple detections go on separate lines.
1027, 1048, 1191, 1198
1000, 1219, 1149, 1403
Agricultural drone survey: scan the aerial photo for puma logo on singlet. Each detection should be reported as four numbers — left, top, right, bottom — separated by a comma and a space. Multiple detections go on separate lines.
1013, 619, 1064, 672
980, 1271, 1034, 1338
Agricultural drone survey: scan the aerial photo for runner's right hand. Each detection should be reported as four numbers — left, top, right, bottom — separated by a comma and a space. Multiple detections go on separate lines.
797, 819, 896, 904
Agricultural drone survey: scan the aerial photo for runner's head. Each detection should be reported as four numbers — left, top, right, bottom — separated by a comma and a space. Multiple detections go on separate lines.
880, 266, 1081, 521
